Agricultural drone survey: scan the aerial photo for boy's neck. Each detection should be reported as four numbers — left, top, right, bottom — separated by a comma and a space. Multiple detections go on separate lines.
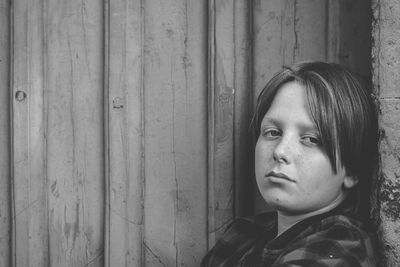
276, 192, 347, 236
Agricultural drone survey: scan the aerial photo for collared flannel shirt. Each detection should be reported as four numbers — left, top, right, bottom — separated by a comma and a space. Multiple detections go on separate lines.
202, 197, 377, 267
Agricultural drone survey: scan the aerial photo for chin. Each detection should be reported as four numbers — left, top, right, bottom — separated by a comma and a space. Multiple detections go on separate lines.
262, 195, 290, 210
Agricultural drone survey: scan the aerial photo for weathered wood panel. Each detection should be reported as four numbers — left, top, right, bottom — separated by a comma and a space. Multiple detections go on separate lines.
253, 0, 295, 104
326, 0, 340, 63
143, 0, 208, 266
253, 0, 328, 97
232, 0, 253, 218
338, 0, 372, 76
46, 0, 104, 266
0, 1, 10, 266
104, 0, 143, 266
208, 0, 253, 247
208, 0, 235, 245
294, 0, 327, 61
11, 0, 48, 266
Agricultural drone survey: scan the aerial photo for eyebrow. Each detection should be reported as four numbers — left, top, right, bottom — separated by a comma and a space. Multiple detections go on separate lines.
260, 116, 280, 126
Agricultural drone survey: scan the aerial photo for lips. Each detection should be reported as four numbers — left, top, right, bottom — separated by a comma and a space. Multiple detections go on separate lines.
266, 171, 295, 182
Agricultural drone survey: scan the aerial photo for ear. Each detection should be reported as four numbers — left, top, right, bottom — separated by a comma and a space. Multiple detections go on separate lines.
343, 175, 358, 189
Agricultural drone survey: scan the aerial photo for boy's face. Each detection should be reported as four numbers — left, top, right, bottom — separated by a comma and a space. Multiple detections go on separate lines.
255, 81, 357, 216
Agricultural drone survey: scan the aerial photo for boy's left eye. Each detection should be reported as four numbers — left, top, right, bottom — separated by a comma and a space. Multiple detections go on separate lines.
302, 135, 321, 146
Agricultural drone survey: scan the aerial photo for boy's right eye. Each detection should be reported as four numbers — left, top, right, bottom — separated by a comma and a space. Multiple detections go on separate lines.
261, 129, 281, 138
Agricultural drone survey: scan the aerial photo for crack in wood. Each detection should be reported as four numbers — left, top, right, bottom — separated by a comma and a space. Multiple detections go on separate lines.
143, 242, 167, 267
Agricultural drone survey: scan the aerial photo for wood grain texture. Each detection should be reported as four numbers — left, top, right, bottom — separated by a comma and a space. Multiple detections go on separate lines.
232, 0, 253, 218
104, 0, 144, 266
208, 0, 236, 246
253, 0, 296, 101
143, 0, 208, 265
46, 0, 104, 266
208, 0, 254, 248
11, 0, 48, 266
294, 0, 327, 62
0, 1, 10, 266
253, 0, 328, 100
326, 0, 340, 63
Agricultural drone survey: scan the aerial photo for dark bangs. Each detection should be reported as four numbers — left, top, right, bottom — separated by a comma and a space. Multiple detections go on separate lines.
303, 74, 340, 173
302, 66, 377, 177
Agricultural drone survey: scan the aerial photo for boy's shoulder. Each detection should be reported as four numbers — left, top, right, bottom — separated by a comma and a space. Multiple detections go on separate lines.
271, 214, 377, 266
201, 212, 276, 266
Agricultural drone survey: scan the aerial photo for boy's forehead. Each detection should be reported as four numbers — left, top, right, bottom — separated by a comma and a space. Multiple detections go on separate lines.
261, 82, 318, 130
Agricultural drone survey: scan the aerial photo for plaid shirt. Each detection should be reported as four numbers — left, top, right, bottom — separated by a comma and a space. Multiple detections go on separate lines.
202, 197, 377, 267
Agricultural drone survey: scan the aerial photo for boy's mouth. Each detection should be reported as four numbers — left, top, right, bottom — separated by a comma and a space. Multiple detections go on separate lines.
266, 171, 295, 182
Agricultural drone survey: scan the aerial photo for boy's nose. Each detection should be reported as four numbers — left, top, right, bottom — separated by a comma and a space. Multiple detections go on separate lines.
273, 137, 292, 164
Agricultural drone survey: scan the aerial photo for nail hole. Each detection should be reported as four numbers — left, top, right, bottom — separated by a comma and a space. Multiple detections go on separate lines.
15, 90, 27, 102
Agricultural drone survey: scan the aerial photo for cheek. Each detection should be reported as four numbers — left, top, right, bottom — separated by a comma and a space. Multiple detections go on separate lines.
255, 142, 271, 173
295, 155, 325, 179
255, 142, 271, 161
298, 156, 338, 188
254, 144, 263, 171
254, 140, 261, 159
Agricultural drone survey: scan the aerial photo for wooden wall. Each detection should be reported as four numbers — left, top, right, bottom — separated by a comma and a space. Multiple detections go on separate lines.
0, 0, 373, 266
0, 1, 10, 266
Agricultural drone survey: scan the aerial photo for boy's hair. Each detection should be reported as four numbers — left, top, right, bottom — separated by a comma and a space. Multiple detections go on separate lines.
253, 61, 379, 217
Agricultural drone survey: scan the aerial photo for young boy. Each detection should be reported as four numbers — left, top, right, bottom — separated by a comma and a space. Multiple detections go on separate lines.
202, 62, 378, 266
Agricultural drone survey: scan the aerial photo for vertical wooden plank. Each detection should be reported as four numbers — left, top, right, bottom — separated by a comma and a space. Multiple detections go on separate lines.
253, 0, 296, 101
11, 0, 48, 266
208, 0, 254, 245
253, 0, 329, 117
294, 0, 327, 62
208, 0, 235, 245
143, 0, 208, 265
0, 1, 10, 266
46, 0, 104, 266
233, 0, 253, 218
172, 1, 208, 264
337, 0, 372, 76
326, 0, 340, 63
254, 0, 327, 89
104, 0, 144, 265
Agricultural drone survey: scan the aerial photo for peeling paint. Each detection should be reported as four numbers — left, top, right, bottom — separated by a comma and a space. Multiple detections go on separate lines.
51, 181, 60, 198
